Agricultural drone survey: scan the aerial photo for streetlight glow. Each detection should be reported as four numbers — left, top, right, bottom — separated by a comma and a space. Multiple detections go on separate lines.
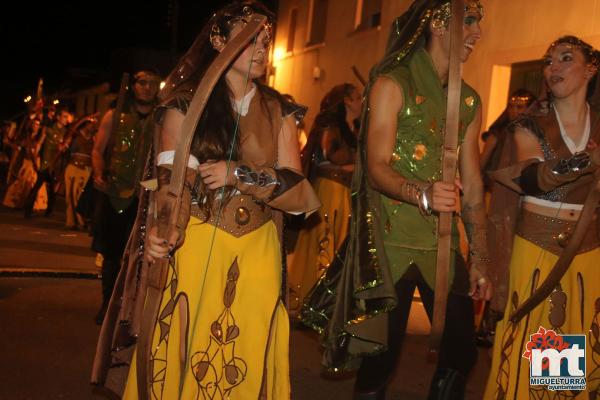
24, 96, 32, 103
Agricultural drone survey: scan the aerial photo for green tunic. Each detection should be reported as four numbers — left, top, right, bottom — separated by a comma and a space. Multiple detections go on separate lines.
40, 123, 66, 171
301, 46, 482, 372
104, 108, 152, 212
379, 47, 480, 288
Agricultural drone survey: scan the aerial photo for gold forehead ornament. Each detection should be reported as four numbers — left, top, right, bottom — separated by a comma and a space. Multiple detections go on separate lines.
431, 1, 484, 30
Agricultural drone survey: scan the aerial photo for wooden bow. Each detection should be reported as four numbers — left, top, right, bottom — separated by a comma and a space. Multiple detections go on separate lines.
429, 0, 464, 359
136, 15, 267, 399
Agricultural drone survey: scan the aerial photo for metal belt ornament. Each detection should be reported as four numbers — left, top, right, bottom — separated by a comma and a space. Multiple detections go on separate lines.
429, 0, 464, 359
136, 15, 267, 399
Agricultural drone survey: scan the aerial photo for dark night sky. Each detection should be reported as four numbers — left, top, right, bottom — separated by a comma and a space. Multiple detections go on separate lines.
0, 0, 277, 121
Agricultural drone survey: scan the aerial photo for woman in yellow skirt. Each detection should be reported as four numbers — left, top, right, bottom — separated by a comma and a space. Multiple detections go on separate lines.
92, 2, 319, 399
287, 84, 362, 317
484, 36, 600, 399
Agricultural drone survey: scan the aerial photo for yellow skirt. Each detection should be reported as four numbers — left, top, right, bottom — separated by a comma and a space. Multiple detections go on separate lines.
123, 218, 290, 400
2, 159, 47, 210
287, 177, 351, 316
484, 235, 600, 399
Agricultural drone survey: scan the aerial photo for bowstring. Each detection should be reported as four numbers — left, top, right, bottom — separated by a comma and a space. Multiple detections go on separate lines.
180, 33, 259, 393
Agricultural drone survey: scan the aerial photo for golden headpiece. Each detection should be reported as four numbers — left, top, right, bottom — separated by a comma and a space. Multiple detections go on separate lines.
210, 5, 273, 50
431, 1, 484, 30
547, 36, 600, 69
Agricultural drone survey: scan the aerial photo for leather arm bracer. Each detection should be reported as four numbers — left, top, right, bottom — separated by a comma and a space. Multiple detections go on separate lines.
233, 160, 321, 215
490, 149, 600, 195
155, 165, 198, 247
520, 152, 597, 195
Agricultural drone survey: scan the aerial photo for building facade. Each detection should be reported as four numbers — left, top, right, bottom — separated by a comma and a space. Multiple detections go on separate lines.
271, 0, 600, 131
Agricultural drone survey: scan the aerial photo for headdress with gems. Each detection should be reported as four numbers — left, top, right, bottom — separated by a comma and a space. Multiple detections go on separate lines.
377, 0, 483, 76
159, 1, 274, 102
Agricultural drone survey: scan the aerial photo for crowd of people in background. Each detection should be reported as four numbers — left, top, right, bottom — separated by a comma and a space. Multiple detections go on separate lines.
0, 103, 97, 227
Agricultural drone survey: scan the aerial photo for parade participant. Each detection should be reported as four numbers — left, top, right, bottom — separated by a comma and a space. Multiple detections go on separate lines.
3, 121, 22, 186
90, 68, 160, 324
0, 121, 17, 186
288, 83, 361, 318
484, 36, 600, 400
63, 115, 97, 230
3, 118, 47, 210
91, 2, 319, 398
23, 108, 70, 218
481, 89, 537, 171
476, 88, 537, 348
302, 1, 491, 398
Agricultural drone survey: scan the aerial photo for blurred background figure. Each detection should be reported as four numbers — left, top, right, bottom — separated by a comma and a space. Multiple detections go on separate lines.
23, 108, 71, 218
0, 121, 17, 187
287, 83, 361, 318
480, 89, 537, 175
3, 118, 47, 210
476, 88, 536, 348
63, 115, 98, 230
91, 68, 160, 324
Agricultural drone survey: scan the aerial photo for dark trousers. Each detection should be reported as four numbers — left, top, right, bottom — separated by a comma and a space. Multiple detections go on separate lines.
24, 169, 55, 215
91, 192, 138, 305
355, 264, 477, 392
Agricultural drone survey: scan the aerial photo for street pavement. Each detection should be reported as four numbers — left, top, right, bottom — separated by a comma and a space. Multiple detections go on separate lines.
0, 199, 492, 399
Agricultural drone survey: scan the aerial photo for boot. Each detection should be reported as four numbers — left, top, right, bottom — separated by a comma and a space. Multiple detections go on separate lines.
427, 368, 466, 400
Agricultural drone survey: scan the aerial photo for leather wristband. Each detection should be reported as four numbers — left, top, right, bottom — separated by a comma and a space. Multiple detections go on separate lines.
233, 161, 279, 202
521, 152, 596, 195
155, 165, 199, 247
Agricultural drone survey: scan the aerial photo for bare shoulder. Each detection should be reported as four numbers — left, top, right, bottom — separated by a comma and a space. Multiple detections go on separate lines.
370, 76, 403, 102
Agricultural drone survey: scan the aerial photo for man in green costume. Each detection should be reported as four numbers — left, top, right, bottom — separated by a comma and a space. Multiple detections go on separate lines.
24, 108, 71, 218
302, 1, 492, 398
91, 68, 160, 324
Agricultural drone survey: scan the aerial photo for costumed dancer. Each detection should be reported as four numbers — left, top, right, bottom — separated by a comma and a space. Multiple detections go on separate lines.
91, 2, 319, 399
63, 115, 98, 230
288, 83, 362, 318
476, 89, 537, 347
23, 108, 70, 218
302, 1, 492, 398
3, 118, 47, 210
484, 36, 600, 400
91, 68, 160, 324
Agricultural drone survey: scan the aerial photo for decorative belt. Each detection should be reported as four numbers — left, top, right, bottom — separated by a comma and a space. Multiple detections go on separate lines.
190, 194, 272, 238
516, 209, 599, 256
314, 165, 353, 187
69, 154, 91, 168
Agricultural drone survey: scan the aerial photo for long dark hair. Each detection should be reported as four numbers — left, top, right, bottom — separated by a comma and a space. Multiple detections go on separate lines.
159, 1, 274, 215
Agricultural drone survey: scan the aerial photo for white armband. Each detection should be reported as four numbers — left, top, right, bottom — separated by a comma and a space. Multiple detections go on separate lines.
156, 150, 200, 169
